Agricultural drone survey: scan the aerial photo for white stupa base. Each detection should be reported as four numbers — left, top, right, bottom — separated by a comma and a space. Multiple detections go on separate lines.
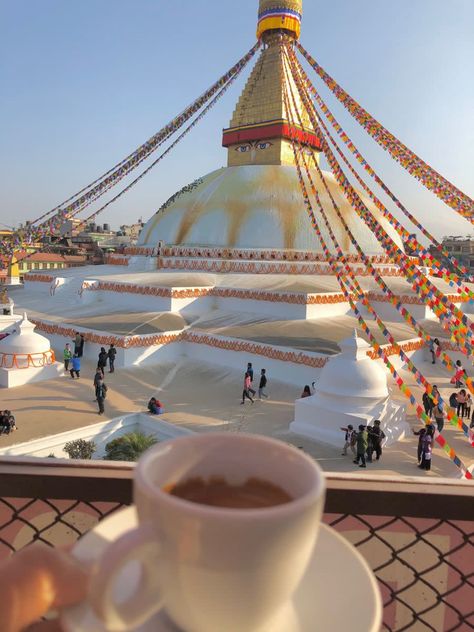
0, 362, 64, 388
290, 395, 408, 449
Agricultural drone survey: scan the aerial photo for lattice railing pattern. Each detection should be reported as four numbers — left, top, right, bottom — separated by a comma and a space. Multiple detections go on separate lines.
0, 497, 472, 630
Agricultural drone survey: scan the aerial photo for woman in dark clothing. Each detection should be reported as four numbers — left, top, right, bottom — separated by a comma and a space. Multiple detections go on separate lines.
301, 385, 311, 398
78, 334, 85, 358
419, 426, 434, 471
413, 427, 427, 464
98, 347, 108, 370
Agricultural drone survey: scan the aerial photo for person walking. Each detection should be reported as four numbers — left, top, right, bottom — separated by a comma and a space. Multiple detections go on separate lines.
73, 332, 82, 356
246, 363, 256, 396
371, 420, 386, 461
70, 354, 81, 379
241, 372, 254, 405
456, 389, 468, 419
419, 425, 434, 470
98, 347, 108, 371
433, 402, 445, 433
96, 379, 108, 415
258, 368, 268, 399
63, 343, 72, 372
341, 425, 356, 456
108, 344, 117, 373
454, 360, 466, 388
413, 427, 427, 465
429, 338, 440, 364
422, 389, 433, 418
353, 425, 368, 468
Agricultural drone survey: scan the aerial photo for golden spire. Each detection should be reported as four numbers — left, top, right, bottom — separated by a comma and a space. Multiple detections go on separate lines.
222, 0, 320, 167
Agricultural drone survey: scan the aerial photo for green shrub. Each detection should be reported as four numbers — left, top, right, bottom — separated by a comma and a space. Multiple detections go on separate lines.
104, 432, 158, 462
63, 439, 96, 460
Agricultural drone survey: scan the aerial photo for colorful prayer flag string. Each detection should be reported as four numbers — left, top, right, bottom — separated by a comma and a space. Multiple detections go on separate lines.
296, 42, 474, 221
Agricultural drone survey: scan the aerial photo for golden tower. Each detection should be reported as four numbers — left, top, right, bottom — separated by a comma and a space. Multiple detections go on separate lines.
222, 0, 321, 167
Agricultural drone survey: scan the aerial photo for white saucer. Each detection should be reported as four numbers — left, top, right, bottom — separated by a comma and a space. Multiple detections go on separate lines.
62, 506, 382, 632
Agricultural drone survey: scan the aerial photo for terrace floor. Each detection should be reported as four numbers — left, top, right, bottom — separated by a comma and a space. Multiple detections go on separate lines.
0, 358, 472, 480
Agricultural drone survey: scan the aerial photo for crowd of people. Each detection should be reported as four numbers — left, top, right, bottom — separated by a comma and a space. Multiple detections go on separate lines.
340, 420, 386, 468
62, 337, 118, 415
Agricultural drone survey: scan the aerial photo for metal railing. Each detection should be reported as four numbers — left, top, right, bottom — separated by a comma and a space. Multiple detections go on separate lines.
0, 457, 472, 631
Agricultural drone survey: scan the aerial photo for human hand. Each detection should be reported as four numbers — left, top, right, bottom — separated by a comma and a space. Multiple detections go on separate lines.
0, 544, 89, 632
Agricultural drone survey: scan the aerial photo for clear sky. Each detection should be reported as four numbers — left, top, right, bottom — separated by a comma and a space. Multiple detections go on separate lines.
1, 0, 473, 238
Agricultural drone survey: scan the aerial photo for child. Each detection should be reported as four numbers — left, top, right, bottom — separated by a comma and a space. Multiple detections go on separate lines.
341, 425, 355, 456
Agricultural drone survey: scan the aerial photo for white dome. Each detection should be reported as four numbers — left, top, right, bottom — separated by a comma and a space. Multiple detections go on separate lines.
0, 314, 51, 356
317, 331, 388, 400
138, 165, 404, 254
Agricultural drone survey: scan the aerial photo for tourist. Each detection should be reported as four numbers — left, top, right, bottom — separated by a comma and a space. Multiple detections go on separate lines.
456, 389, 468, 419
94, 366, 104, 384
429, 338, 440, 364
70, 354, 81, 379
0, 544, 88, 632
465, 394, 472, 419
96, 379, 108, 415
98, 347, 108, 372
340, 424, 355, 456
108, 344, 117, 373
148, 397, 163, 414
366, 426, 375, 463
353, 425, 368, 468
453, 360, 466, 388
246, 362, 256, 396
79, 334, 85, 358
73, 331, 81, 355
422, 389, 433, 418
449, 391, 459, 410
241, 371, 254, 405
413, 426, 427, 465
419, 425, 434, 471
63, 343, 72, 372
258, 368, 268, 399
0, 410, 16, 435
370, 419, 386, 461
301, 385, 311, 398
433, 402, 445, 433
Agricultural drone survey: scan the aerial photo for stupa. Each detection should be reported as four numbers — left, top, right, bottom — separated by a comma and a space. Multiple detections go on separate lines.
137, 0, 403, 255
290, 331, 409, 447
0, 313, 63, 388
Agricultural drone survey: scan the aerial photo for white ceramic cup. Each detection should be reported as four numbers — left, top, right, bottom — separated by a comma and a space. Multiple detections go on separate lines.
89, 433, 326, 632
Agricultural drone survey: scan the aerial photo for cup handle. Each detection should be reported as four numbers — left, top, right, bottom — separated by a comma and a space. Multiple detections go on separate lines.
89, 523, 163, 631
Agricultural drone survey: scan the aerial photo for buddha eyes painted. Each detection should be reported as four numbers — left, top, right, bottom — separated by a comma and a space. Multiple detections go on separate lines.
235, 141, 273, 153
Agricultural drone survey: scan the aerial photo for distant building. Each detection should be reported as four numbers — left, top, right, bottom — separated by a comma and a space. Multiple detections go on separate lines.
429, 236, 474, 277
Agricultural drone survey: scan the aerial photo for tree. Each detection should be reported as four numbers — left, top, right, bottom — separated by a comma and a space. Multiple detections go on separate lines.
63, 439, 96, 460
103, 432, 158, 462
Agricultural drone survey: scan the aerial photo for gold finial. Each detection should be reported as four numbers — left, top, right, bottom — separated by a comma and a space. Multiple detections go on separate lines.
257, 0, 303, 41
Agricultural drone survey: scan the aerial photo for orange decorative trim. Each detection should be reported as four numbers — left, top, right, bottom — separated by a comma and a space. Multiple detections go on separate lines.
0, 350, 55, 369
158, 258, 405, 277
104, 255, 129, 266
24, 274, 54, 283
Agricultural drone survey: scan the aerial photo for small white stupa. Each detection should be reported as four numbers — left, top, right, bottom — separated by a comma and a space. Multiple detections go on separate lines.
0, 313, 63, 387
290, 331, 408, 447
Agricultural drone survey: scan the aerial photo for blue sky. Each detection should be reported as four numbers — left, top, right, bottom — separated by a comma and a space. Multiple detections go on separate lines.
1, 0, 473, 238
